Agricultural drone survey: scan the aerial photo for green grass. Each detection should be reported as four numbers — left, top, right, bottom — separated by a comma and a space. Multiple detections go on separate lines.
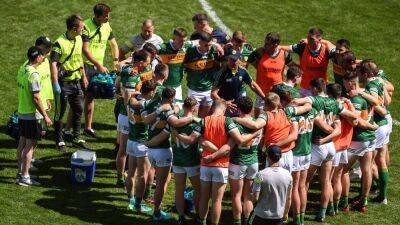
0, 0, 399, 224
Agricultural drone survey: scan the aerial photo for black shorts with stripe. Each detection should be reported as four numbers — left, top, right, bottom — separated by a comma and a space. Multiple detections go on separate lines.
19, 119, 41, 140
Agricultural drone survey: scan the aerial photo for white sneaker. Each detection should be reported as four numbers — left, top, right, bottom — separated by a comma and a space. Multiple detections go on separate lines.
18, 177, 40, 187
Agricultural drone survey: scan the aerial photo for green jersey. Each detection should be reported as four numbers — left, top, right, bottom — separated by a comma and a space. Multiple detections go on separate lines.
119, 65, 141, 116
82, 18, 114, 66
230, 118, 261, 165
272, 82, 301, 99
128, 96, 150, 142
184, 46, 220, 91
144, 103, 174, 148
159, 40, 194, 88
365, 77, 388, 126
350, 95, 375, 142
291, 108, 317, 156
307, 95, 343, 139
172, 114, 202, 167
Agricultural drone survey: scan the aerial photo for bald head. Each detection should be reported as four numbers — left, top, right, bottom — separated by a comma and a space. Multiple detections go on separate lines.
141, 18, 154, 40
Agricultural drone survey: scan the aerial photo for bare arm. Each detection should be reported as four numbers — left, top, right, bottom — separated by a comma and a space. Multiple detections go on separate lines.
82, 41, 103, 70
315, 120, 341, 144
174, 131, 200, 145
232, 117, 266, 130
50, 61, 59, 84
279, 45, 294, 52
144, 130, 169, 147
109, 38, 119, 70
283, 185, 293, 222
167, 115, 194, 128
209, 138, 236, 159
313, 116, 334, 134
200, 137, 219, 152
249, 81, 265, 99
294, 103, 312, 115
211, 86, 221, 101
357, 117, 379, 130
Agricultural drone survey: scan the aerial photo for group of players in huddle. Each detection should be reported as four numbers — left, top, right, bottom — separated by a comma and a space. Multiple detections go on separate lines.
15, 3, 394, 225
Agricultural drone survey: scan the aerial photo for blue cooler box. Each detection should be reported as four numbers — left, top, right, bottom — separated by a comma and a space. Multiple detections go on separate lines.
71, 150, 96, 185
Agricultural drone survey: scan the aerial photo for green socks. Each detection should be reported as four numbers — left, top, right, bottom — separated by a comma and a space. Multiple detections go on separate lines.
327, 202, 335, 216
300, 212, 305, 224
339, 196, 349, 208
294, 214, 301, 225
379, 169, 389, 199
334, 201, 339, 213
318, 207, 327, 218
233, 219, 241, 225
144, 189, 152, 199
360, 196, 368, 206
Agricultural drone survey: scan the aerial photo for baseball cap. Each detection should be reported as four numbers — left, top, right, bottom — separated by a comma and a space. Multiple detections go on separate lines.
35, 36, 52, 51
267, 145, 282, 162
227, 50, 241, 61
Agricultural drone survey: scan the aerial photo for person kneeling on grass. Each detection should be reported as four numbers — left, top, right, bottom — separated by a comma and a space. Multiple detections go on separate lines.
249, 145, 293, 225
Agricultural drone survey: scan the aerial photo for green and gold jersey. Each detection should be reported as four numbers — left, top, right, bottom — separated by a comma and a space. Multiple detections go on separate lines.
184, 46, 220, 91
230, 118, 261, 165
307, 95, 343, 139
143, 103, 174, 148
172, 113, 202, 167
128, 96, 151, 142
351, 95, 376, 142
291, 108, 317, 156
272, 82, 301, 99
119, 65, 141, 116
365, 77, 388, 126
159, 40, 194, 88
82, 18, 114, 66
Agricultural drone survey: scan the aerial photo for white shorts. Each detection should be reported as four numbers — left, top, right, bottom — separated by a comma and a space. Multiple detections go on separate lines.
292, 154, 311, 172
333, 150, 348, 167
200, 166, 228, 183
375, 124, 391, 148
228, 163, 259, 180
148, 148, 173, 168
300, 88, 312, 97
117, 114, 129, 135
348, 140, 376, 157
173, 165, 200, 177
127, 140, 148, 157
174, 85, 183, 101
311, 142, 335, 166
255, 95, 265, 109
187, 88, 213, 106
386, 114, 393, 134
267, 151, 293, 172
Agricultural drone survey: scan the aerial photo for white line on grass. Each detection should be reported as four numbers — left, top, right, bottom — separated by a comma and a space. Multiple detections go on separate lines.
198, 0, 399, 127
198, 0, 233, 36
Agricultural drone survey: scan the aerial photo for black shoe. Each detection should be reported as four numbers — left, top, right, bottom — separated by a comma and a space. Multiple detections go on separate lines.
63, 130, 74, 142
178, 216, 187, 225
314, 215, 325, 223
84, 129, 98, 138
